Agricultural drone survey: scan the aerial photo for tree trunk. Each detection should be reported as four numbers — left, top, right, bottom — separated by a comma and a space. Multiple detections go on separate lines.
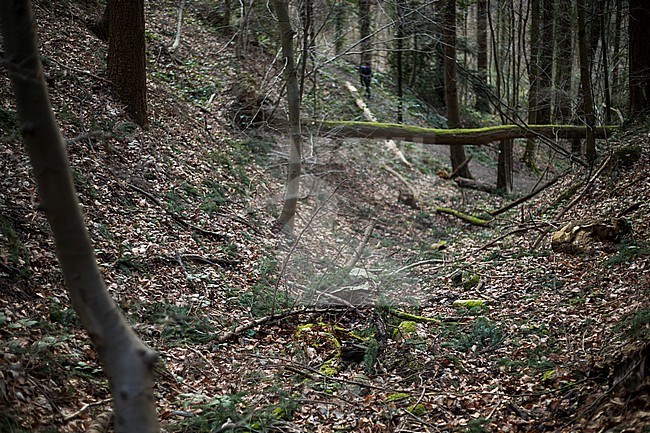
443, 0, 472, 179
0, 2, 159, 432
475, 0, 490, 113
169, 0, 186, 52
536, 0, 554, 124
497, 139, 513, 193
107, 0, 148, 127
524, 0, 539, 169
611, 0, 622, 107
629, 0, 650, 115
359, 0, 372, 65
395, 0, 405, 123
577, 0, 597, 163
274, 0, 302, 234
553, 0, 573, 123
334, 1, 346, 56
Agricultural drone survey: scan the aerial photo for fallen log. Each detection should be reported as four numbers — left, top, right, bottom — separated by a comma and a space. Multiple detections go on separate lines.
309, 120, 616, 146
434, 206, 491, 226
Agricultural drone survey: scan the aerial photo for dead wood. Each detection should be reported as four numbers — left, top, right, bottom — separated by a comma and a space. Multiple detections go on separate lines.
434, 206, 490, 226
489, 172, 565, 216
311, 121, 616, 146
454, 177, 496, 193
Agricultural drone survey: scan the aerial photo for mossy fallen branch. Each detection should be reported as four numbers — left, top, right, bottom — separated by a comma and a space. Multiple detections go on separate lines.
308, 120, 617, 146
434, 206, 490, 226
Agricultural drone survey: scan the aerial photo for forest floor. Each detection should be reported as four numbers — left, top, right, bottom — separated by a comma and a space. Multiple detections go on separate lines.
0, 1, 649, 433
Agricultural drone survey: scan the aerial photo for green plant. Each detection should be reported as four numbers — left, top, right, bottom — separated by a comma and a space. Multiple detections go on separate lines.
446, 317, 504, 352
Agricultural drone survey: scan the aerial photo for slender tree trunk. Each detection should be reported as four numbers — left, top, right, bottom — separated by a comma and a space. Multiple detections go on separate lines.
299, 0, 313, 99
334, 1, 346, 56
554, 0, 573, 122
577, 0, 597, 163
169, 0, 186, 52
274, 0, 302, 234
629, 0, 650, 115
359, 0, 372, 65
0, 2, 159, 432
475, 0, 490, 112
601, 5, 612, 124
524, 0, 539, 169
536, 0, 554, 124
443, 0, 472, 179
409, 34, 418, 87
395, 0, 405, 123
107, 0, 148, 127
611, 0, 622, 107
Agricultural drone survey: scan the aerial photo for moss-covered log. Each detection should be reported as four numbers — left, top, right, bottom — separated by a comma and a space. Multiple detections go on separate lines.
309, 121, 616, 146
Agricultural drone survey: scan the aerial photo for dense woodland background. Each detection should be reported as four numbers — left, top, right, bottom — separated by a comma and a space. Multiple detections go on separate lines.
0, 0, 649, 432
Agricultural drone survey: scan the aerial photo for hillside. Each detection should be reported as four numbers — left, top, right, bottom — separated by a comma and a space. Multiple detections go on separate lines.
1, 1, 649, 433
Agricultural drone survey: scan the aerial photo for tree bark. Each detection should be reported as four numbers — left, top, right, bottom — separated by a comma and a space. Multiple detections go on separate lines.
629, 0, 650, 115
577, 0, 597, 163
553, 0, 573, 123
334, 1, 346, 56
0, 2, 159, 432
359, 0, 372, 66
274, 0, 302, 234
107, 0, 148, 127
395, 0, 405, 123
537, 0, 553, 123
524, 0, 540, 169
169, 0, 185, 52
475, 0, 490, 113
497, 139, 513, 193
443, 0, 472, 179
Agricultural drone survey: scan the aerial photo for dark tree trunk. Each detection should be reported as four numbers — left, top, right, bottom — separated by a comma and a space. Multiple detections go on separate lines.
524, 0, 540, 169
577, 0, 597, 163
629, 0, 650, 115
611, 0, 622, 106
554, 0, 573, 122
334, 1, 346, 56
475, 0, 490, 113
497, 139, 513, 193
274, 0, 302, 234
443, 0, 472, 179
107, 0, 148, 127
0, 2, 159, 432
359, 0, 372, 65
536, 0, 554, 124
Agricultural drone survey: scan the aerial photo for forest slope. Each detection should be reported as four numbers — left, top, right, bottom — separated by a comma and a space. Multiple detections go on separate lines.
0, 1, 648, 433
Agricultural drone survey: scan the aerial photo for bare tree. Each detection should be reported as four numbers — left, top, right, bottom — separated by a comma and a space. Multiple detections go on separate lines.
108, 0, 148, 127
443, 0, 472, 179
474, 0, 490, 113
169, 0, 186, 53
0, 1, 159, 432
274, 0, 303, 234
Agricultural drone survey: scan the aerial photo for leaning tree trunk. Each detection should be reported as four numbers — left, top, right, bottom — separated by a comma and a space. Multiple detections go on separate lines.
169, 0, 186, 52
0, 2, 159, 433
274, 0, 302, 234
577, 0, 597, 163
443, 0, 472, 179
108, 0, 148, 127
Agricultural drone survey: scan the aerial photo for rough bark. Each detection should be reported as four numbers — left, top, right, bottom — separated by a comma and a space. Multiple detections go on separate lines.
443, 0, 472, 179
0, 2, 159, 432
274, 0, 302, 234
107, 0, 148, 127
395, 0, 405, 123
577, 0, 597, 163
475, 0, 490, 113
334, 1, 346, 56
537, 0, 553, 123
629, 0, 650, 115
313, 121, 615, 144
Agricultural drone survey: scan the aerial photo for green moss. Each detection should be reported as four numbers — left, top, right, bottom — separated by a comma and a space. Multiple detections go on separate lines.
385, 392, 410, 402
407, 403, 427, 415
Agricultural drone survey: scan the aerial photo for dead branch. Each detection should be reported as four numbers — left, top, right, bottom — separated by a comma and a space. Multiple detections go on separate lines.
343, 220, 376, 272
454, 177, 497, 193
435, 206, 490, 226
449, 155, 472, 179
488, 172, 566, 217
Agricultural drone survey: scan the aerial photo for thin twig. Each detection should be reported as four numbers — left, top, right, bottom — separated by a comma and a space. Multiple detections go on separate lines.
63, 398, 112, 422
